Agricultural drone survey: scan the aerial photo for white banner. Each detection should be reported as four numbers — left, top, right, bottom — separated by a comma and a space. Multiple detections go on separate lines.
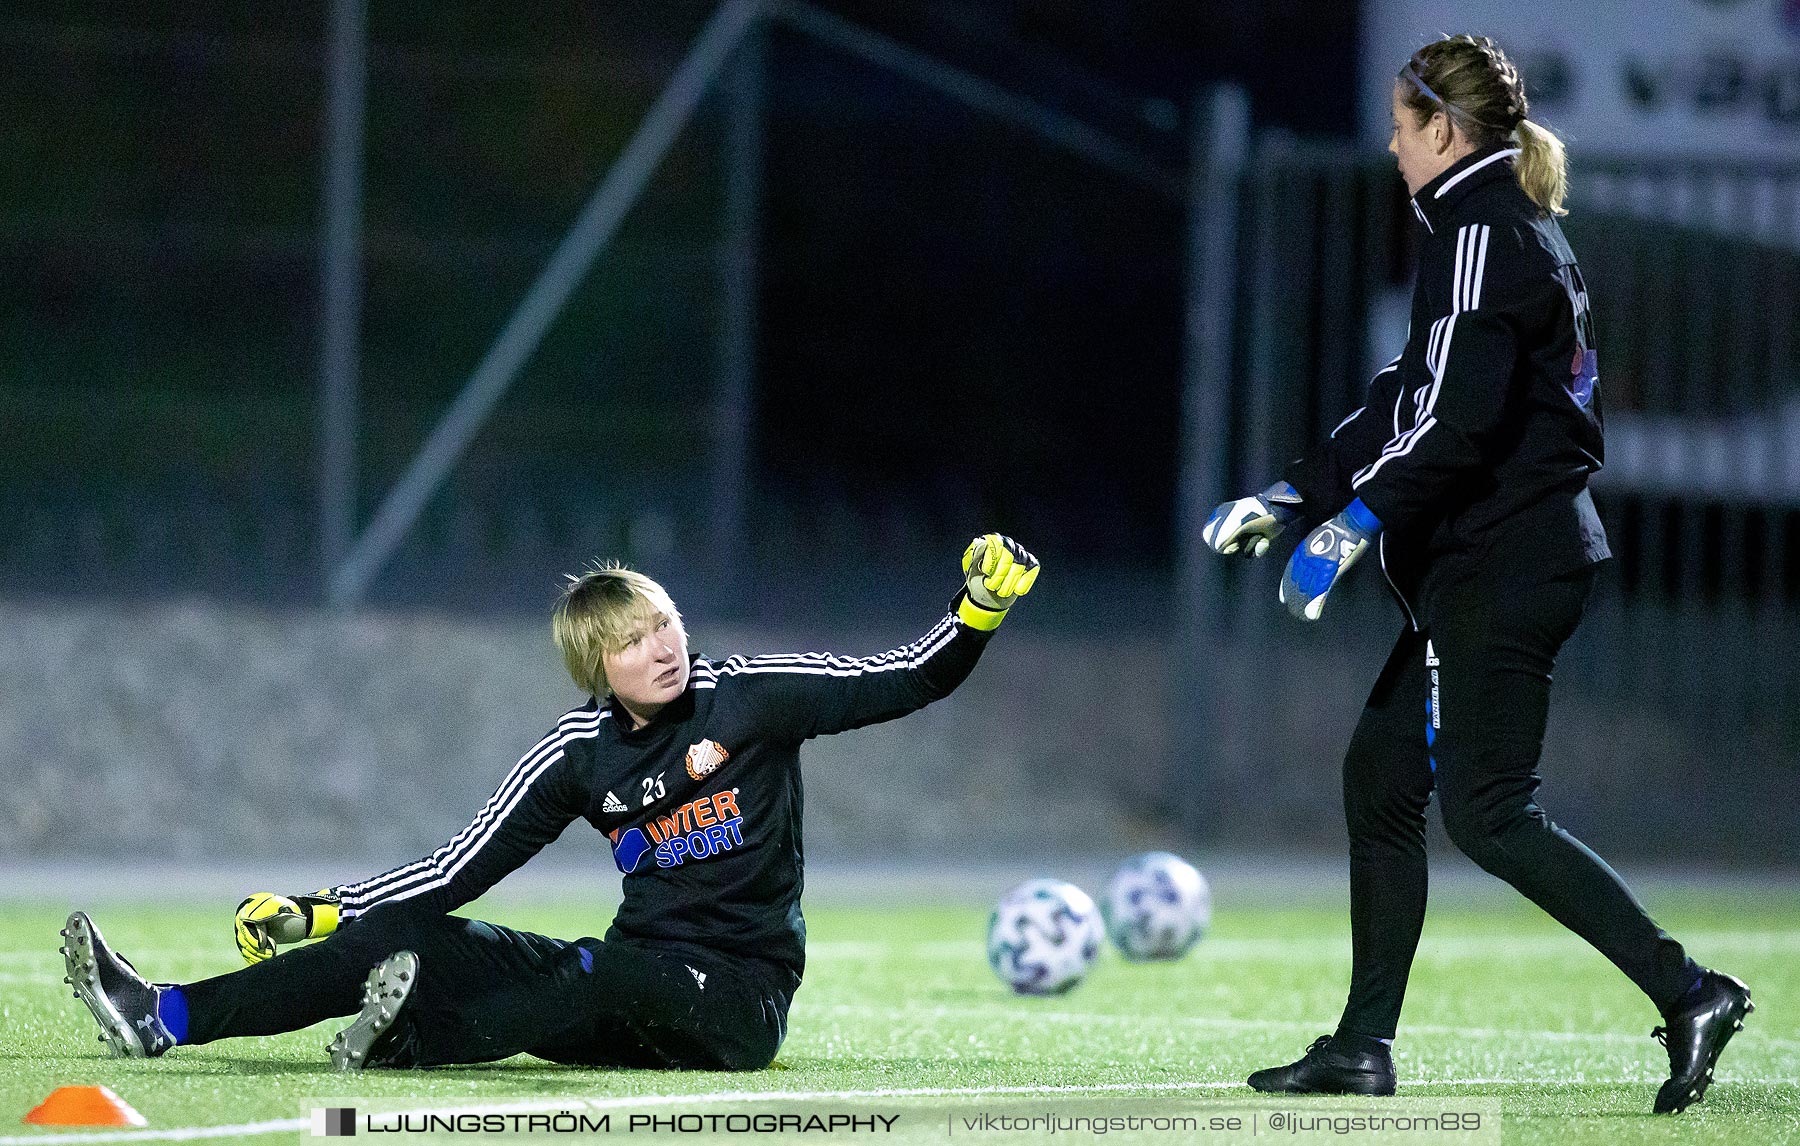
1363, 0, 1800, 159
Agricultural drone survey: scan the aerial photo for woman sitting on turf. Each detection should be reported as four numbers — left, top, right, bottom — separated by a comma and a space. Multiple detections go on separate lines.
62, 533, 1038, 1071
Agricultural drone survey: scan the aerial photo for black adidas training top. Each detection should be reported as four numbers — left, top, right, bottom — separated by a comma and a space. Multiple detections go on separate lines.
330, 610, 992, 992
1284, 144, 1611, 624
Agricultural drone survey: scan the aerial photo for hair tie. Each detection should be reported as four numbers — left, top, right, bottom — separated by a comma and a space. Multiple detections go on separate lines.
1405, 63, 1443, 105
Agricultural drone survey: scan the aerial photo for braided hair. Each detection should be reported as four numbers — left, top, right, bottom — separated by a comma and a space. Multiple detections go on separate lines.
1399, 34, 1568, 216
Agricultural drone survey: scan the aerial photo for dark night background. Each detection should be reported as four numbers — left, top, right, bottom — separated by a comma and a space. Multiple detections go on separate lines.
0, 1, 1361, 608
3, 0, 1796, 870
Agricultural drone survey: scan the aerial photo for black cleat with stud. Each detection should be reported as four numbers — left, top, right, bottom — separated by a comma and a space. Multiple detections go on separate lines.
1247, 1035, 1397, 1096
1652, 969, 1754, 1114
327, 950, 420, 1071
61, 911, 173, 1059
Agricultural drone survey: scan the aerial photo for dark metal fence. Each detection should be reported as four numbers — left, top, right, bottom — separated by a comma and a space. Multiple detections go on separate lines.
1174, 143, 1800, 855
1218, 146, 1800, 607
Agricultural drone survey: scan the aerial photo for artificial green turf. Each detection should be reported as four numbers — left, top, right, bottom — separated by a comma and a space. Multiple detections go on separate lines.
0, 889, 1795, 1144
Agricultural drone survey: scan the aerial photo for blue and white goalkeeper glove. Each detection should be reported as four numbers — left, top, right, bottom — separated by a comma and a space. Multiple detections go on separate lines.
1202, 482, 1304, 558
1279, 499, 1382, 621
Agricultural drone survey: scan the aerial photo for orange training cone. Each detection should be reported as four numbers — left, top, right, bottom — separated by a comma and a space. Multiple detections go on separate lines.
23, 1086, 147, 1127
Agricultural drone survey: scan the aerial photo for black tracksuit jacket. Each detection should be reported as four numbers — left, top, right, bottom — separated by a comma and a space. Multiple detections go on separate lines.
1284, 145, 1611, 625
327, 611, 992, 994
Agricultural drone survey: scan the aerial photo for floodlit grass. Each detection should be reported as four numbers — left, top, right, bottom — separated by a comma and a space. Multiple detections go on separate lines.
0, 887, 1795, 1144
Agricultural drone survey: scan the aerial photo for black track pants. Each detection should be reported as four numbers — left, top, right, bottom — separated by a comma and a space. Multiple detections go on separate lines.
1337, 567, 1698, 1040
179, 911, 788, 1070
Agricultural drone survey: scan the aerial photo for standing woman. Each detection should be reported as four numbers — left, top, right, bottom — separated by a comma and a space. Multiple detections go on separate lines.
1200, 35, 1752, 1114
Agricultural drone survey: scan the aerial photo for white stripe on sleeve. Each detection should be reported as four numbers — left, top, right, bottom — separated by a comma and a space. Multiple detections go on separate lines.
341, 709, 603, 912
1353, 225, 1488, 489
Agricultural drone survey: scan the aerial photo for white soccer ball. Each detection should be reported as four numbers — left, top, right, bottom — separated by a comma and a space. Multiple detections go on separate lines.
1100, 852, 1211, 961
986, 878, 1103, 995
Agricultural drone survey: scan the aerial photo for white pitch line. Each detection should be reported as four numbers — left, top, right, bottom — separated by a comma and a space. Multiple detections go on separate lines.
0, 1119, 307, 1145
5, 1074, 1797, 1145
6, 928, 1793, 974
808, 929, 1800, 961
4, 927, 1793, 968
812, 1003, 1800, 1053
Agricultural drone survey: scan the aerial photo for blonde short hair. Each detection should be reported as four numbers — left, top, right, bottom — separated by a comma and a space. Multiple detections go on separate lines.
551, 563, 683, 697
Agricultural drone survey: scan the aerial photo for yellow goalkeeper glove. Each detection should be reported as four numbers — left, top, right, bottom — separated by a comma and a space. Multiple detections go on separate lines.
956, 533, 1041, 630
234, 890, 340, 965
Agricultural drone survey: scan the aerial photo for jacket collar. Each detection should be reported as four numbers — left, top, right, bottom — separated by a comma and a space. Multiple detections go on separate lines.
1409, 145, 1521, 234
607, 684, 695, 740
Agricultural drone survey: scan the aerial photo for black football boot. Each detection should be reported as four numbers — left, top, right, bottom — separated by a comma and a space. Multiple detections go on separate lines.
1247, 1034, 1397, 1096
61, 911, 174, 1058
327, 950, 420, 1071
1652, 970, 1754, 1114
